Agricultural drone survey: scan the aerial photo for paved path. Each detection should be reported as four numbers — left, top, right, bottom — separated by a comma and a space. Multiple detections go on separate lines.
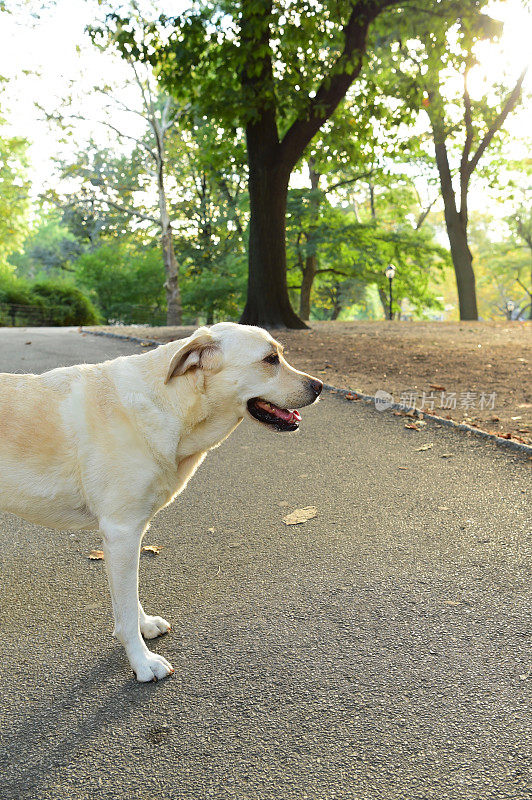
0, 328, 530, 800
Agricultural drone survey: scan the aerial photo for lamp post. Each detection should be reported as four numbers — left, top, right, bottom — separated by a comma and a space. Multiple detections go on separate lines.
385, 264, 396, 320
505, 300, 515, 320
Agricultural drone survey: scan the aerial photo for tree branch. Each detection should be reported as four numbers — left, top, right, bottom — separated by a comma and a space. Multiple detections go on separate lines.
415, 196, 437, 229
327, 169, 375, 193
103, 197, 159, 225
466, 68, 527, 178
516, 276, 532, 297
459, 57, 475, 221
279, 0, 401, 170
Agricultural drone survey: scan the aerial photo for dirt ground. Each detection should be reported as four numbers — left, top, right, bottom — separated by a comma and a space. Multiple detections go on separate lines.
87, 320, 532, 445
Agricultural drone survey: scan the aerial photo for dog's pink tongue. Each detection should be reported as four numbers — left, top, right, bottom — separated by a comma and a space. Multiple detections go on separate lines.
256, 401, 300, 423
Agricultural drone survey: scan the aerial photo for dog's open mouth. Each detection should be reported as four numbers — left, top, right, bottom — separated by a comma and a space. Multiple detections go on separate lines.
247, 398, 302, 432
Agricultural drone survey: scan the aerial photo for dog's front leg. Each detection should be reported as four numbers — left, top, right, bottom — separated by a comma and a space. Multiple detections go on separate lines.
100, 520, 174, 682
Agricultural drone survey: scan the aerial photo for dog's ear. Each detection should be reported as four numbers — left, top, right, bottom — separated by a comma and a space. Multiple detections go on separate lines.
164, 330, 221, 384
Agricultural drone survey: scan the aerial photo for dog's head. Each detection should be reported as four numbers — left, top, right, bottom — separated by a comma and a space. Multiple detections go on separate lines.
165, 323, 322, 432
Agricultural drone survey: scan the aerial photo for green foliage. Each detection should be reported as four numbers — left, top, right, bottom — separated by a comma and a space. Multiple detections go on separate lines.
29, 280, 100, 325
10, 212, 82, 279
0, 109, 30, 270
73, 241, 166, 323
286, 174, 448, 320
0, 272, 99, 326
180, 248, 247, 322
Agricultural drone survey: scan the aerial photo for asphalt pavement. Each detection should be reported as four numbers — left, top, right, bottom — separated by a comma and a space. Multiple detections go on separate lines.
0, 327, 530, 800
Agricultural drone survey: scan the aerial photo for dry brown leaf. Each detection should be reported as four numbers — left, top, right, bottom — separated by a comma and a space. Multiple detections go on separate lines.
405, 423, 420, 430
415, 443, 434, 451
429, 384, 446, 391
282, 506, 318, 526
88, 549, 104, 560
141, 545, 160, 556
345, 393, 355, 401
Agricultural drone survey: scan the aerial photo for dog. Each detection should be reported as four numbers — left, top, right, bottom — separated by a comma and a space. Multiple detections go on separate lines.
0, 323, 322, 681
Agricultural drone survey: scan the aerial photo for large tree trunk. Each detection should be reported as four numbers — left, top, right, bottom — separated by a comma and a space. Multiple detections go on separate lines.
240, 151, 306, 329
162, 225, 182, 326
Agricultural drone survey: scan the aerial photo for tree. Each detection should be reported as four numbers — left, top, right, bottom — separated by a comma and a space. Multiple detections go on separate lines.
370, 8, 527, 319
286, 166, 447, 320
9, 212, 82, 279
45, 23, 188, 325
73, 241, 166, 324
513, 204, 532, 319
0, 91, 30, 272
106, 0, 449, 328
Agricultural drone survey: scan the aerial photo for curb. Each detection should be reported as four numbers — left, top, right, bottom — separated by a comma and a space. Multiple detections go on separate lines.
323, 384, 532, 456
82, 327, 532, 457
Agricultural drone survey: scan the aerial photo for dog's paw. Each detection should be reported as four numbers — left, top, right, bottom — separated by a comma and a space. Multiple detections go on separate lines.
132, 652, 174, 682
140, 615, 172, 640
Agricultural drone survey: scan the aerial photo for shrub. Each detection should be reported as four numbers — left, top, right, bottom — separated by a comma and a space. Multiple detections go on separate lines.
29, 280, 100, 325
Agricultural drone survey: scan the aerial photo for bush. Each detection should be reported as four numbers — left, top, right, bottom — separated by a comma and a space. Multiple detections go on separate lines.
30, 281, 100, 325
0, 273, 99, 326
73, 243, 166, 323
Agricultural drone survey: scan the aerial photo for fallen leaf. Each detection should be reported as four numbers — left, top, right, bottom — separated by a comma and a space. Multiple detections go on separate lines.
440, 453, 454, 458
393, 410, 405, 417
345, 393, 356, 401
398, 466, 409, 470
429, 384, 446, 391
207, 527, 216, 533
140, 342, 152, 347
283, 506, 318, 525
405, 423, 420, 430
141, 545, 160, 556
25, 341, 32, 345
88, 549, 104, 560
490, 415, 500, 422
415, 443, 434, 451
443, 600, 461, 606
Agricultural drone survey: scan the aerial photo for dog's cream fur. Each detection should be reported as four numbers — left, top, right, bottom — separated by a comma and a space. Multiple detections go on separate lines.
0, 323, 321, 681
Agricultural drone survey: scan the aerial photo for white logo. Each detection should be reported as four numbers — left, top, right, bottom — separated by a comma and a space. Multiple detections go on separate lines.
374, 389, 394, 412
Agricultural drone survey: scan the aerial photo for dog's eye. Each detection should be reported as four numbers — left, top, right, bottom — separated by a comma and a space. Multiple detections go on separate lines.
263, 353, 280, 365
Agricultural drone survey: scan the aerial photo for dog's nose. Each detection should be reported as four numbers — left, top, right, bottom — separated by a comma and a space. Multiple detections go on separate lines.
309, 378, 323, 397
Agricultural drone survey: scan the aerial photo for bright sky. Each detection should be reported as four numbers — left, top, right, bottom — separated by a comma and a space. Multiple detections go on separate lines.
0, 0, 530, 218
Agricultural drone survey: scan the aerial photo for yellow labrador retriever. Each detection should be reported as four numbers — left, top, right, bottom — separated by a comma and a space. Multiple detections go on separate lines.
0, 323, 322, 681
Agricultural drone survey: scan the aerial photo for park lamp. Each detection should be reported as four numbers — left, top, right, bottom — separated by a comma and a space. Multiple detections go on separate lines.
385, 264, 396, 320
